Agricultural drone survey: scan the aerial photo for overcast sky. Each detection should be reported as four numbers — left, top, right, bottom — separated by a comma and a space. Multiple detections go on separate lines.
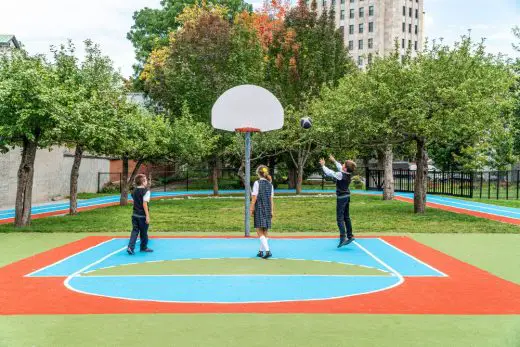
1, 0, 518, 78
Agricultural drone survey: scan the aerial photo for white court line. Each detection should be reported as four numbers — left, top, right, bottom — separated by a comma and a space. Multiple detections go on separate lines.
25, 239, 116, 277
63, 245, 128, 293
353, 241, 405, 288
377, 238, 448, 277
79, 274, 392, 278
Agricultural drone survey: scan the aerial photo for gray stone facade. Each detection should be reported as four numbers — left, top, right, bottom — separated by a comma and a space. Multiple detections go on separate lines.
315, 0, 425, 67
0, 147, 110, 208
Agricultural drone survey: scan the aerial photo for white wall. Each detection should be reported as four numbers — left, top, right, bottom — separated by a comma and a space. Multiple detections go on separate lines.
0, 146, 110, 208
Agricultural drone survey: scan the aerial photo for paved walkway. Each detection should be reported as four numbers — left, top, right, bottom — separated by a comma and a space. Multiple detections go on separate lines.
1, 190, 519, 225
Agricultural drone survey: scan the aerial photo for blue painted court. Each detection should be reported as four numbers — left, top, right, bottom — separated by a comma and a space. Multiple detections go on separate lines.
27, 238, 446, 303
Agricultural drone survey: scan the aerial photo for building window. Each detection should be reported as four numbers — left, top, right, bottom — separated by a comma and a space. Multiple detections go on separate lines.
349, 25, 354, 34
349, 40, 354, 50
358, 56, 363, 66
350, 0, 354, 3
369, 5, 374, 16
368, 53, 373, 64
415, 9, 418, 18
358, 39, 363, 49
368, 38, 373, 48
415, 25, 418, 34
408, 40, 412, 49
415, 41, 418, 50
402, 6, 406, 16
339, 26, 345, 39
402, 23, 406, 32
359, 7, 364, 17
402, 39, 405, 48
359, 23, 364, 33
349, 9, 354, 18
322, 0, 326, 7
409, 24, 412, 33
409, 7, 412, 17
342, 10, 346, 20
341, 0, 345, 3
369, 22, 374, 32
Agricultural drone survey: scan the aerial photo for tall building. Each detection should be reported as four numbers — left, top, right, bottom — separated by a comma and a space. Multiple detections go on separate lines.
315, 0, 425, 67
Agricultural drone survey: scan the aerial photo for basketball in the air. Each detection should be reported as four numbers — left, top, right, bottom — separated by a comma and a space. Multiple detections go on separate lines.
300, 117, 312, 129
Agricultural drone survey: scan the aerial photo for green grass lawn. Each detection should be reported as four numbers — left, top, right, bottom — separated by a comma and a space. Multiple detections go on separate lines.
1, 195, 519, 347
1, 194, 518, 234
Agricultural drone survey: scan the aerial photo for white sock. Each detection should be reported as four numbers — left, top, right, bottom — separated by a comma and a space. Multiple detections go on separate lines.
260, 236, 269, 252
259, 237, 265, 251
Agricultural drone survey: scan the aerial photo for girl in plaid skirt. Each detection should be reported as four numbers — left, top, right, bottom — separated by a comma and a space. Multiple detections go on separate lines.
250, 165, 274, 259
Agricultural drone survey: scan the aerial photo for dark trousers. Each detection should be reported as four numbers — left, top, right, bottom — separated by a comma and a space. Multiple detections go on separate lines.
336, 195, 353, 239
128, 216, 149, 250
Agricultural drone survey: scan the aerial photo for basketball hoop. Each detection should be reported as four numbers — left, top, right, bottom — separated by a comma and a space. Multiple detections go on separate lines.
212, 85, 284, 237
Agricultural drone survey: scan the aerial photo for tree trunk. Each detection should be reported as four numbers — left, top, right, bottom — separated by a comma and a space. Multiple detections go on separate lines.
237, 161, 245, 187
211, 155, 219, 195
120, 156, 129, 206
288, 167, 297, 189
15, 136, 39, 227
296, 165, 304, 194
69, 145, 84, 215
383, 144, 394, 200
414, 138, 428, 213
128, 159, 144, 189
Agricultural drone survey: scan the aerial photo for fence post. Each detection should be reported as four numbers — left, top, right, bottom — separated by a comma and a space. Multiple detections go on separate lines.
496, 171, 500, 200
488, 172, 491, 199
119, 173, 122, 193
163, 171, 166, 192
469, 172, 474, 198
479, 172, 483, 199
517, 170, 519, 200
321, 175, 325, 191
365, 167, 370, 191
186, 169, 189, 191
506, 171, 509, 200
97, 172, 101, 193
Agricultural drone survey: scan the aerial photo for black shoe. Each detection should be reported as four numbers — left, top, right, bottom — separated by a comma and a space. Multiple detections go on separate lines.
140, 248, 154, 253
257, 251, 264, 258
262, 251, 272, 259
339, 237, 355, 248
337, 238, 346, 248
127, 247, 135, 255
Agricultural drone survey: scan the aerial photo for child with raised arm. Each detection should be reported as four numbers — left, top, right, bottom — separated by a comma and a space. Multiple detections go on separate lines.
127, 174, 154, 255
320, 155, 357, 248
250, 165, 275, 259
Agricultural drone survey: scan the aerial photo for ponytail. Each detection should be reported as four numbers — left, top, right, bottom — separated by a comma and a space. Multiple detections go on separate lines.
267, 174, 272, 182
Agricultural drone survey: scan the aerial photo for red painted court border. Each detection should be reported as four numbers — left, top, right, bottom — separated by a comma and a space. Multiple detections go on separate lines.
0, 235, 519, 315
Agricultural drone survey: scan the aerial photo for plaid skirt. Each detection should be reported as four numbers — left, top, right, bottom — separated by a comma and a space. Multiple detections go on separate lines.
254, 180, 272, 229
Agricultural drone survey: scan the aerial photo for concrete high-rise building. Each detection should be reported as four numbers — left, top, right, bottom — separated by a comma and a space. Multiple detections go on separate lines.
314, 0, 425, 67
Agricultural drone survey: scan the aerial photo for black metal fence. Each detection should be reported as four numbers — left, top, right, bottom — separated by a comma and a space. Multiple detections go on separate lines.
365, 169, 520, 200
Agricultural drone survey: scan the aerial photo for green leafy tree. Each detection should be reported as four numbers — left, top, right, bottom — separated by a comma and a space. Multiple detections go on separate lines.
53, 40, 123, 214
0, 50, 64, 227
127, 0, 252, 82
264, 0, 352, 193
400, 36, 515, 212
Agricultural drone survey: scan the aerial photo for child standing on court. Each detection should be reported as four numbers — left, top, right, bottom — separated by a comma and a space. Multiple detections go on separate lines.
250, 165, 275, 259
320, 155, 357, 248
127, 174, 154, 255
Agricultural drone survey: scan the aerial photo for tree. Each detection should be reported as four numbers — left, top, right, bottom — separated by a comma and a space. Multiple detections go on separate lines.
400, 37, 515, 212
263, 0, 352, 193
141, 3, 265, 194
0, 50, 64, 227
314, 53, 409, 200
53, 40, 123, 214
127, 0, 253, 82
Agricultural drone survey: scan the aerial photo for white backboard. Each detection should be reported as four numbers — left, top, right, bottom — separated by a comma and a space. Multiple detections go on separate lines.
211, 85, 284, 132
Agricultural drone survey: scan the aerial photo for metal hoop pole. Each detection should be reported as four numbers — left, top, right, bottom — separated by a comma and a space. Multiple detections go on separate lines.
244, 131, 251, 237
